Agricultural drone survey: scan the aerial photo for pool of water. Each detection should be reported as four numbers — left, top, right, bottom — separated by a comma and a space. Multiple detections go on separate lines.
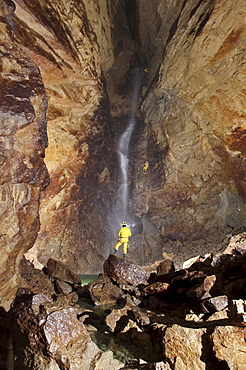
77, 296, 162, 365
77, 274, 98, 286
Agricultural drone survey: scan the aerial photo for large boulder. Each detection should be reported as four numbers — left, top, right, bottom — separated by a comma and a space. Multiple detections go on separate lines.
45, 258, 81, 285
103, 255, 150, 286
87, 273, 123, 305
162, 324, 206, 370
20, 257, 55, 298
210, 325, 246, 369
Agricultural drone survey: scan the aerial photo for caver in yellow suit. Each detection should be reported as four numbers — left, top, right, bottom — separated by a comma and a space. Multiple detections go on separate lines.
114, 222, 131, 258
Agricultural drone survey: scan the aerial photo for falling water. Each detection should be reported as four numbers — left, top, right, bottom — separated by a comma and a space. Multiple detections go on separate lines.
116, 68, 142, 223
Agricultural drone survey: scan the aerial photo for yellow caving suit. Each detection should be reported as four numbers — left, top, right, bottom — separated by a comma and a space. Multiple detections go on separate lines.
143, 161, 149, 173
114, 226, 131, 254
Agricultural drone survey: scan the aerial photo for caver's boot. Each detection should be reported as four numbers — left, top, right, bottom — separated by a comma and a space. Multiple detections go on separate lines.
114, 249, 117, 254
123, 254, 126, 258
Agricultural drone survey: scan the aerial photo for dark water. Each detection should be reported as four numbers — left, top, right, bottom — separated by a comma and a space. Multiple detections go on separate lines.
77, 296, 162, 365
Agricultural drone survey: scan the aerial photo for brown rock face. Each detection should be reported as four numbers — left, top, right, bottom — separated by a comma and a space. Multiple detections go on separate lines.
13, 0, 121, 274
0, 0, 49, 309
211, 326, 246, 368
2, 0, 246, 283
135, 0, 246, 266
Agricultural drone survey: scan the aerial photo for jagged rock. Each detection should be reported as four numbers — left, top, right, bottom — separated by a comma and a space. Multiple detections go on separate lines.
201, 295, 228, 314
183, 256, 202, 270
189, 271, 207, 285
31, 293, 53, 315
129, 308, 151, 327
144, 282, 170, 295
118, 326, 153, 352
230, 299, 246, 325
20, 257, 56, 298
10, 288, 123, 370
105, 306, 129, 333
210, 326, 246, 369
223, 233, 246, 255
55, 280, 73, 295
211, 254, 233, 267
88, 273, 123, 305
103, 255, 150, 286
162, 324, 206, 370
119, 294, 142, 307
156, 259, 175, 283
0, 2, 49, 309
56, 292, 79, 306
224, 279, 246, 299
147, 296, 176, 312
185, 312, 204, 322
206, 309, 228, 322
146, 362, 171, 370
45, 258, 81, 285
186, 275, 216, 304
183, 254, 212, 271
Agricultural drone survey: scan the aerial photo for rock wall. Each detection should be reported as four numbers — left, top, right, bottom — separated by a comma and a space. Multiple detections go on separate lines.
1, 0, 246, 284
130, 0, 246, 267
13, 0, 124, 273
0, 0, 49, 309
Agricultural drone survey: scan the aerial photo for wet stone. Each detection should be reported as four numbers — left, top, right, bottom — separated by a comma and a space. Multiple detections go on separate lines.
88, 273, 123, 305
104, 254, 150, 286
45, 258, 81, 285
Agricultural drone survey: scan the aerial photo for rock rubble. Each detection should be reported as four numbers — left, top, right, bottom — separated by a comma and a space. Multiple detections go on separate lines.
2, 235, 246, 369
84, 234, 246, 369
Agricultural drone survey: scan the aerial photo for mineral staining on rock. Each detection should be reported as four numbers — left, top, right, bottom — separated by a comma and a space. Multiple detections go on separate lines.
16, 0, 246, 272
0, 0, 49, 309
2, 0, 246, 302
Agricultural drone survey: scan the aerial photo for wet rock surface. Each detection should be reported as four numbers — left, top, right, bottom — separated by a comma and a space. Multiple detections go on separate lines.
2, 237, 246, 369
45, 257, 81, 285
0, 0, 49, 309
1, 0, 246, 368
88, 273, 124, 306
80, 242, 246, 369
103, 254, 150, 286
7, 0, 246, 274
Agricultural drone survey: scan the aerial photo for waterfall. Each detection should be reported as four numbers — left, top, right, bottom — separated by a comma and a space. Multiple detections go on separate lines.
115, 68, 142, 224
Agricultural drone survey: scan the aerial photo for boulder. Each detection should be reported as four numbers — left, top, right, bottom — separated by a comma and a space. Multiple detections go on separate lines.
20, 257, 56, 298
105, 306, 129, 333
229, 299, 246, 325
144, 282, 170, 295
156, 259, 175, 283
55, 280, 73, 295
129, 308, 151, 327
10, 288, 123, 370
118, 325, 153, 352
104, 255, 150, 286
223, 233, 246, 255
45, 258, 81, 285
201, 295, 228, 314
88, 273, 123, 305
210, 326, 246, 369
146, 362, 171, 370
162, 324, 206, 370
186, 275, 216, 304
